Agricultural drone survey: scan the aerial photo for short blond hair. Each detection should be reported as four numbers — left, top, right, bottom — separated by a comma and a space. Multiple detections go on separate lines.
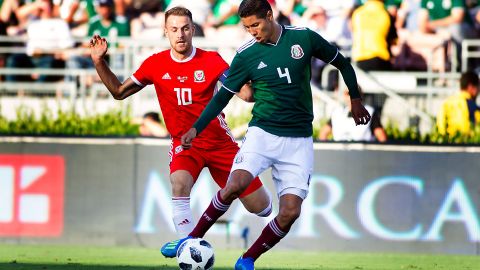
165, 6, 193, 24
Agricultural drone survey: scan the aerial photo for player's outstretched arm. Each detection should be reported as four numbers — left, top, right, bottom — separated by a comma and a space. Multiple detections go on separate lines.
330, 53, 361, 100
329, 53, 370, 125
90, 34, 142, 100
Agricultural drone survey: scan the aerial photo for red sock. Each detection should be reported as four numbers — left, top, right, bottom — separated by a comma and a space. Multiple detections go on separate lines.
189, 191, 230, 238
243, 218, 289, 260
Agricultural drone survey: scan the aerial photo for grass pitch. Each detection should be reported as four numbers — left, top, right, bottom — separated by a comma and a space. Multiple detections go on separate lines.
0, 244, 479, 270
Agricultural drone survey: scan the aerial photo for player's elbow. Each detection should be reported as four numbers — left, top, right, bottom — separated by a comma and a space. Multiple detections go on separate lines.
111, 87, 130, 100
112, 93, 126, 100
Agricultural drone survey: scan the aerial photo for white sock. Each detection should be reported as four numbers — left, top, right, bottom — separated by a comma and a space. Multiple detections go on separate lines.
172, 197, 194, 238
256, 188, 273, 217
256, 201, 273, 217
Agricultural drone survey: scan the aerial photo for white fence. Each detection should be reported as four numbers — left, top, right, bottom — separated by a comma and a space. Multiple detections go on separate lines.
1, 35, 479, 132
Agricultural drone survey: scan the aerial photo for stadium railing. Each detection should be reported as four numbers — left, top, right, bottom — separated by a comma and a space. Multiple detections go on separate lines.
320, 35, 461, 133
461, 39, 480, 72
0, 35, 465, 130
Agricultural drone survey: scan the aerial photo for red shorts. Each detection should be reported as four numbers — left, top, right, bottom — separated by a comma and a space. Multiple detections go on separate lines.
169, 140, 263, 198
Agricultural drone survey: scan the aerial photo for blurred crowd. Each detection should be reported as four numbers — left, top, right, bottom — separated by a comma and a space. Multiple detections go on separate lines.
1, 0, 480, 80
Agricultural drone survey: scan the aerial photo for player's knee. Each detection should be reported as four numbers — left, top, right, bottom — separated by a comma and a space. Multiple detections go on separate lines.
224, 180, 245, 199
170, 179, 193, 196
171, 182, 189, 195
278, 205, 301, 223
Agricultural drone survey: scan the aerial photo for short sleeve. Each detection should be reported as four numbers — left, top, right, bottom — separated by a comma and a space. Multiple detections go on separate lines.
308, 28, 339, 64
131, 56, 154, 87
211, 51, 230, 80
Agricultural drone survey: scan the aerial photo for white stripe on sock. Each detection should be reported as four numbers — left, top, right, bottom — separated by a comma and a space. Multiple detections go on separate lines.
269, 220, 286, 237
213, 194, 230, 211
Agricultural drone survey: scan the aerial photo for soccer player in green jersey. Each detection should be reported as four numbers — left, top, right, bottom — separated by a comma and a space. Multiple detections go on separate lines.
161, 0, 371, 269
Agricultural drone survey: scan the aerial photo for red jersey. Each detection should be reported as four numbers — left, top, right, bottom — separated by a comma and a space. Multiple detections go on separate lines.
132, 47, 235, 149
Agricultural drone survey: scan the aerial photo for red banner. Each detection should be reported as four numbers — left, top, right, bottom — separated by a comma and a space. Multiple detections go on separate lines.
0, 155, 65, 237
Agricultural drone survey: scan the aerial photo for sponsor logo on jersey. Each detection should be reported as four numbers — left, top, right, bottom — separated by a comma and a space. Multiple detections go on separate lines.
194, 70, 205, 82
291, 44, 304, 59
177, 76, 188, 82
162, 73, 171, 80
257, 61, 267, 69
175, 145, 183, 154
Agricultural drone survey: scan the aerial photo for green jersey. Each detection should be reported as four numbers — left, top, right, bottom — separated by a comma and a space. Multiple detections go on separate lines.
212, 0, 241, 25
421, 0, 473, 25
88, 15, 130, 37
222, 25, 338, 137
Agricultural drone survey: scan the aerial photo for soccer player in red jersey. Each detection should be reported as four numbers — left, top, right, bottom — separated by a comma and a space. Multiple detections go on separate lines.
89, 6, 272, 238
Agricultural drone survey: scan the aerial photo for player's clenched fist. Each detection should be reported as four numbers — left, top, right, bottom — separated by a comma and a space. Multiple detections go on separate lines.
90, 34, 108, 64
181, 128, 197, 149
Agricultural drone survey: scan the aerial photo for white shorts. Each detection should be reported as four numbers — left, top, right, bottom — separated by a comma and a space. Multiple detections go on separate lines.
230, 126, 313, 199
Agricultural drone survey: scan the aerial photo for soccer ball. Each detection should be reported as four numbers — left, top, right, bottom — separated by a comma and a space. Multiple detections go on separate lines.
176, 238, 215, 270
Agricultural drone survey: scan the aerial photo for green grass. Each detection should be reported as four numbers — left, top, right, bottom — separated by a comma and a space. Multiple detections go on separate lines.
0, 244, 479, 270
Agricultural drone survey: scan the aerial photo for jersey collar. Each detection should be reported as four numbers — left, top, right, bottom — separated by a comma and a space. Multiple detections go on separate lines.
170, 46, 196, 63
266, 24, 283, 46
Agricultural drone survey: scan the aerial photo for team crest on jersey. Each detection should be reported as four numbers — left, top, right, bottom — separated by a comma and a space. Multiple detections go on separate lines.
194, 70, 205, 82
175, 145, 183, 154
291, 44, 304, 59
234, 153, 244, 164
